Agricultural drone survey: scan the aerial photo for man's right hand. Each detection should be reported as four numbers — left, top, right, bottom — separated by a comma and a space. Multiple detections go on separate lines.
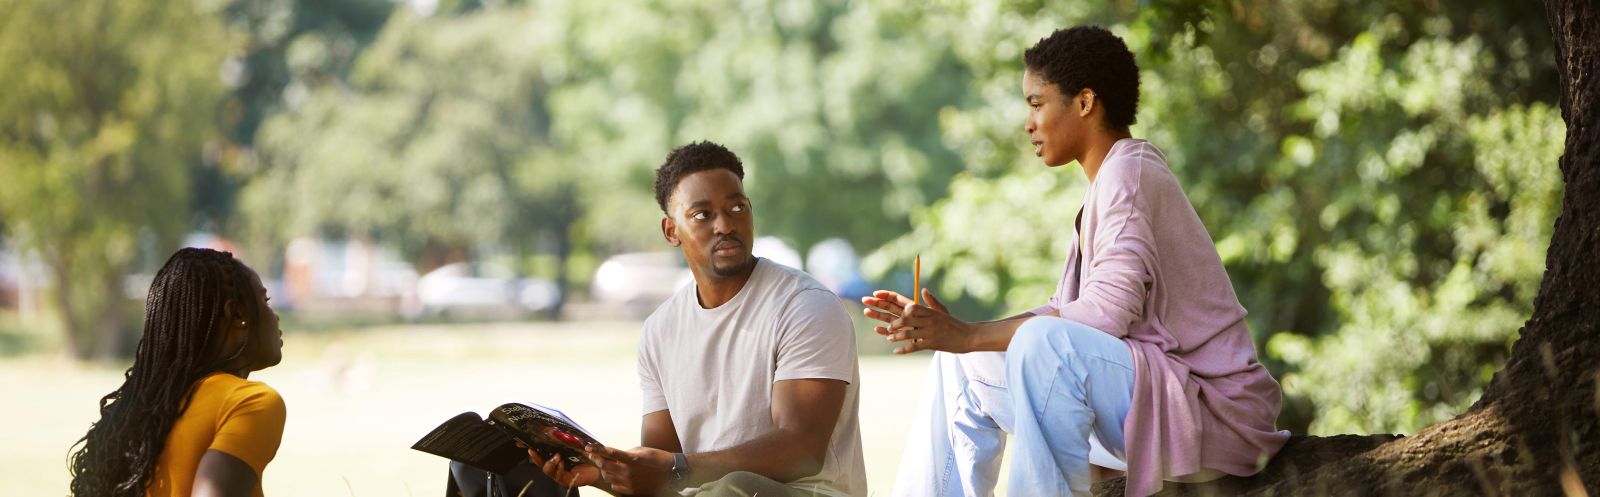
529, 450, 602, 488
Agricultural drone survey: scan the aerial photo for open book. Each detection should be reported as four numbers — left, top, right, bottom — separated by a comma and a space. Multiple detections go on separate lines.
411, 402, 603, 474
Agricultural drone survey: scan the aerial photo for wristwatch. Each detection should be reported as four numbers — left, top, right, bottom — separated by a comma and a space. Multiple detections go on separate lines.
669, 452, 690, 485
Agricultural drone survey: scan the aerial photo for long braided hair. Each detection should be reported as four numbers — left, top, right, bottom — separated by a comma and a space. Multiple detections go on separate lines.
68, 248, 263, 497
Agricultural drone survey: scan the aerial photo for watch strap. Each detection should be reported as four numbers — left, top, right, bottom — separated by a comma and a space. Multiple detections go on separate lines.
671, 452, 689, 482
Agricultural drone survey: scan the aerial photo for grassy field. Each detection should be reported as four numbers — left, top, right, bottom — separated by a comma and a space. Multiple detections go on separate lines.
1, 320, 1012, 497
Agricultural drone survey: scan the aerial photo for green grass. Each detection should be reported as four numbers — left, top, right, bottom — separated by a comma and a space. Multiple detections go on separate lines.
2, 320, 979, 496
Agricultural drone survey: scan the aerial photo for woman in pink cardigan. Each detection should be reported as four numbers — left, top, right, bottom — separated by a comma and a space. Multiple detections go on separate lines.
862, 26, 1289, 497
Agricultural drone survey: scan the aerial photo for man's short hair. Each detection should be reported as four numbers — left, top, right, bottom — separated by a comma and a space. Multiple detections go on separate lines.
1023, 26, 1141, 131
653, 141, 746, 213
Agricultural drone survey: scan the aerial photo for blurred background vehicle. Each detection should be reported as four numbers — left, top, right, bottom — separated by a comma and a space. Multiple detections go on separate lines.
805, 238, 871, 301
588, 237, 865, 319
413, 262, 560, 320
591, 252, 692, 319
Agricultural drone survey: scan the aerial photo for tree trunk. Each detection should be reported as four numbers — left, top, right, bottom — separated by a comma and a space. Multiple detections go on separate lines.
91, 265, 128, 359
1095, 0, 1597, 494
50, 260, 91, 361
551, 217, 571, 321
49, 254, 132, 361
540, 185, 580, 322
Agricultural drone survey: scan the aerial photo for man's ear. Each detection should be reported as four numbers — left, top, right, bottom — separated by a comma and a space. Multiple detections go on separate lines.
661, 216, 681, 247
1078, 88, 1096, 116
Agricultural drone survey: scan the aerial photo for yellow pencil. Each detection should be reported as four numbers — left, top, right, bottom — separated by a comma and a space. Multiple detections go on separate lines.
913, 255, 921, 306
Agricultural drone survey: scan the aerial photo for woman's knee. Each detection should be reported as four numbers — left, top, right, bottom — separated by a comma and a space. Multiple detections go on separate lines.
1010, 316, 1074, 357
1009, 317, 1126, 373
1016, 316, 1122, 353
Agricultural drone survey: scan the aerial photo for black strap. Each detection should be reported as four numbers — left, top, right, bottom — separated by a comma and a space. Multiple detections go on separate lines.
1074, 208, 1085, 286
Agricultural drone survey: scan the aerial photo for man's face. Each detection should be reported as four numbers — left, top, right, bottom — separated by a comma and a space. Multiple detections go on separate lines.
1023, 68, 1086, 167
663, 168, 756, 282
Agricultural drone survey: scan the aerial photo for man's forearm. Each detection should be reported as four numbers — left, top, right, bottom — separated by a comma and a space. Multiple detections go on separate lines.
678, 427, 825, 489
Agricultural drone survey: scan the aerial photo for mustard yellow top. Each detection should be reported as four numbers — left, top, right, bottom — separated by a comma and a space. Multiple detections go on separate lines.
145, 372, 286, 497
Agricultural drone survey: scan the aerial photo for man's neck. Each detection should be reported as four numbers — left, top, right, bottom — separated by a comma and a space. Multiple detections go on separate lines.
1077, 130, 1133, 183
695, 262, 757, 309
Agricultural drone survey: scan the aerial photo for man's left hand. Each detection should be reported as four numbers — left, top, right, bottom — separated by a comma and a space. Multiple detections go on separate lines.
585, 444, 675, 496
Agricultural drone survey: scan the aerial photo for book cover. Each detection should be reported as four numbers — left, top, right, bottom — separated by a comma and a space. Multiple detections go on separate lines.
411, 402, 602, 474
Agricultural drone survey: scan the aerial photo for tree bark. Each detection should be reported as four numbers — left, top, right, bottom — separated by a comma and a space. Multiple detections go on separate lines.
1095, 0, 1597, 494
547, 187, 580, 321
91, 267, 127, 359
550, 214, 572, 321
50, 260, 90, 361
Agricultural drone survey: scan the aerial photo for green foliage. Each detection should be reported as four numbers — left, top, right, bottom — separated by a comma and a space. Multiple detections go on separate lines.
1269, 101, 1564, 434
0, 0, 228, 359
660, 0, 974, 254
867, 166, 1085, 315
1257, 22, 1562, 435
239, 2, 686, 307
245, 9, 550, 256
193, 0, 393, 232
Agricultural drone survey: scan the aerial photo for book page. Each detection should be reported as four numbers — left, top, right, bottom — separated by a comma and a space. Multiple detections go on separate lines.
410, 412, 528, 474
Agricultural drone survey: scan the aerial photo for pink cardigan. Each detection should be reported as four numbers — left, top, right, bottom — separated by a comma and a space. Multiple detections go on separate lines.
1028, 139, 1289, 497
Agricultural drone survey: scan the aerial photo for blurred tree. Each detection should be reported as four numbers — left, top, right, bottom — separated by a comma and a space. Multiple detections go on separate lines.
198, 0, 393, 236
500, 0, 983, 262
1162, 1, 1560, 435
655, 0, 972, 255
0, 0, 229, 359
243, 8, 550, 275
242, 6, 631, 318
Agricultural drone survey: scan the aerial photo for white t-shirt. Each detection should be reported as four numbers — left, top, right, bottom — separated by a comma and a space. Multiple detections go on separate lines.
638, 258, 866, 497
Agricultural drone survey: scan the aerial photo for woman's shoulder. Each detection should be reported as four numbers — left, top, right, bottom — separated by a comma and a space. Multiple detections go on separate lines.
1101, 139, 1184, 197
200, 371, 278, 391
198, 373, 285, 410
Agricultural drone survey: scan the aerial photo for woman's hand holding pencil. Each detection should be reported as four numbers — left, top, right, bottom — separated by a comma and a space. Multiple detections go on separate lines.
913, 255, 921, 306
860, 256, 982, 354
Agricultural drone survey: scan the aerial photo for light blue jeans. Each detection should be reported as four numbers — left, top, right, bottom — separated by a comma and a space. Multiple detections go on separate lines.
892, 316, 1136, 497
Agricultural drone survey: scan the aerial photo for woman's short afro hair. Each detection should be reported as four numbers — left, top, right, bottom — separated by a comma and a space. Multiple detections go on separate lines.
1023, 26, 1141, 130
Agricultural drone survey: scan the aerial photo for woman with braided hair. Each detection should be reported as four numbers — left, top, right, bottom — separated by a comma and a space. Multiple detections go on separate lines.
69, 247, 286, 497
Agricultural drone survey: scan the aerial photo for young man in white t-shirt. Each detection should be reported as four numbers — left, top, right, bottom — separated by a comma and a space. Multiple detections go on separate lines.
531, 141, 867, 497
